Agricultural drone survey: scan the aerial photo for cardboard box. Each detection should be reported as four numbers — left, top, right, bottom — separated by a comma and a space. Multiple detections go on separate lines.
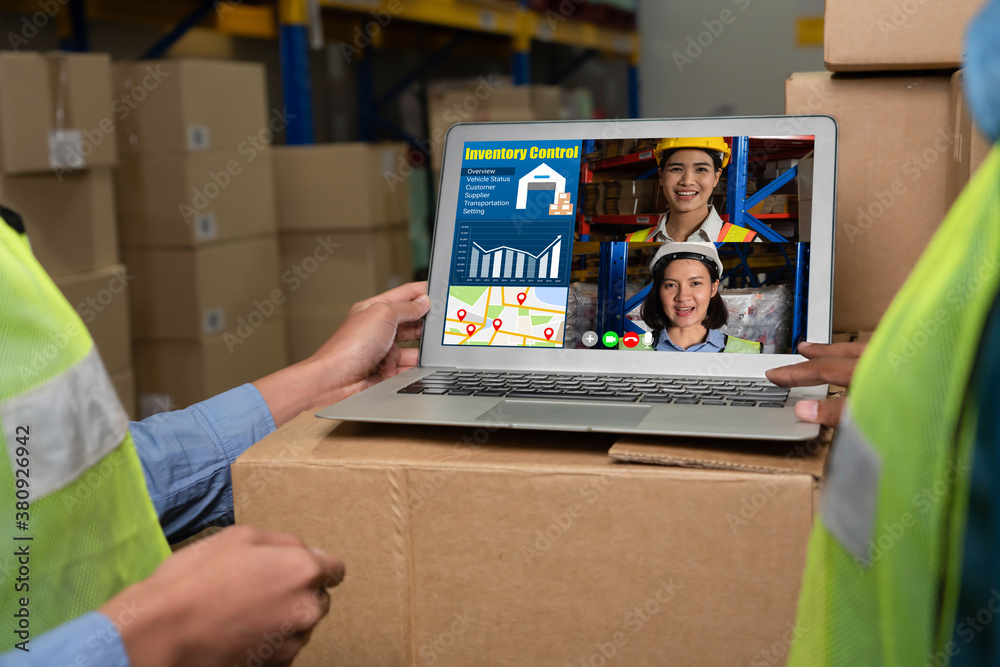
234, 414, 829, 666
3, 167, 117, 279
279, 225, 412, 319
117, 150, 277, 246
427, 81, 562, 171
0, 52, 117, 174
273, 143, 409, 231
114, 59, 268, 154
110, 368, 136, 420
947, 70, 993, 207
125, 235, 282, 340
54, 264, 132, 375
786, 72, 952, 332
824, 0, 986, 71
280, 225, 412, 363
135, 319, 287, 412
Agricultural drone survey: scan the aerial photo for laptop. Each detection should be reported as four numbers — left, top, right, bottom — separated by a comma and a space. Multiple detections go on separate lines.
318, 116, 837, 441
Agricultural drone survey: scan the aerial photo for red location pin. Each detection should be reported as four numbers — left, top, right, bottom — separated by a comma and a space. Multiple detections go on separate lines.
517, 292, 527, 305
457, 309, 466, 321
544, 328, 554, 340
466, 324, 476, 336
492, 319, 502, 331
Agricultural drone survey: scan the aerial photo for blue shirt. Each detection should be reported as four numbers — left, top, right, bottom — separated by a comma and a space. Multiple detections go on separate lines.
0, 383, 276, 667
654, 327, 726, 353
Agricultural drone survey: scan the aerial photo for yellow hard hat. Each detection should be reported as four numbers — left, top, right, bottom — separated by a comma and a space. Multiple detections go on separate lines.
653, 137, 730, 169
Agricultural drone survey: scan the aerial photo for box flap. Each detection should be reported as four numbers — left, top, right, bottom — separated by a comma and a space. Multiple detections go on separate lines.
609, 429, 831, 479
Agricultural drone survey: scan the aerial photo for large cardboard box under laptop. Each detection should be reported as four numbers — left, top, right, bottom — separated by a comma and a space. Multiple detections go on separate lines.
786, 71, 952, 332
117, 150, 276, 246
125, 235, 281, 340
823, 0, 986, 71
113, 59, 268, 154
135, 320, 286, 413
0, 52, 117, 174
273, 143, 409, 231
3, 167, 117, 279
234, 414, 829, 666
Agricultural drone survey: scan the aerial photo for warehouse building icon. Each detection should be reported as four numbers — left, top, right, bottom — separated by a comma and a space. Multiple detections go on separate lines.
516, 163, 569, 213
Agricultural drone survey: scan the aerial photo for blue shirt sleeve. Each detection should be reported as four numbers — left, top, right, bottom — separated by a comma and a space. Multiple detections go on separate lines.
129, 383, 276, 543
0, 612, 129, 667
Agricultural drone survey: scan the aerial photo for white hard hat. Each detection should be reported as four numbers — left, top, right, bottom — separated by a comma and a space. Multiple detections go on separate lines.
649, 242, 724, 279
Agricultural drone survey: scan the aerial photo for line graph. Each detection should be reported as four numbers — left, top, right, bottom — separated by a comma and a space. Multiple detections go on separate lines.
450, 220, 572, 286
469, 236, 562, 280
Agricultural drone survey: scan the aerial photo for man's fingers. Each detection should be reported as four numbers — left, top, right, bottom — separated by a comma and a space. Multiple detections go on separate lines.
363, 281, 429, 307
385, 294, 431, 327
397, 347, 419, 369
306, 548, 346, 588
794, 398, 845, 427
241, 527, 308, 549
796, 341, 867, 359
396, 321, 423, 343
766, 357, 857, 387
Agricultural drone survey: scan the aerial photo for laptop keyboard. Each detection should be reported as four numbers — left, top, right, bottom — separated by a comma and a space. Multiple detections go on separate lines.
399, 371, 789, 407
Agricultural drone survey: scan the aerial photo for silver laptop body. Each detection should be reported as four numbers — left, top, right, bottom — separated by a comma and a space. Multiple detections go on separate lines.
318, 116, 837, 441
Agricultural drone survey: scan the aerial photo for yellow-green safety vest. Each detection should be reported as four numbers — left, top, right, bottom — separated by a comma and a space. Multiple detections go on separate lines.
0, 219, 170, 644
789, 143, 1000, 664
624, 221, 758, 243
722, 334, 762, 354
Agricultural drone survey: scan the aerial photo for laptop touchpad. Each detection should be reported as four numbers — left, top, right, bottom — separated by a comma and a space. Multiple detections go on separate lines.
479, 400, 651, 428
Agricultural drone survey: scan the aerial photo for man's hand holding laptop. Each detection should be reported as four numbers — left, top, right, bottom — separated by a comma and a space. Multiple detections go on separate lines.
765, 341, 867, 427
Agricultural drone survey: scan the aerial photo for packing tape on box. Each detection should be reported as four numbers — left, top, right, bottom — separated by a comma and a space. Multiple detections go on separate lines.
120, 69, 141, 150
48, 54, 85, 170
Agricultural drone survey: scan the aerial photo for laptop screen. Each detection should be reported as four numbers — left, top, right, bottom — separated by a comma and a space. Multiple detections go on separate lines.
440, 135, 817, 356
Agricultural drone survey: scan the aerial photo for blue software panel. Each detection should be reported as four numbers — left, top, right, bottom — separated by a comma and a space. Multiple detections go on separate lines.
450, 140, 582, 288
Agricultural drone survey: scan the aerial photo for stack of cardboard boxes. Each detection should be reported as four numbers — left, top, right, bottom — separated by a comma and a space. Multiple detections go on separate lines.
426, 79, 563, 177
0, 52, 136, 415
273, 143, 412, 363
786, 0, 991, 334
113, 59, 287, 414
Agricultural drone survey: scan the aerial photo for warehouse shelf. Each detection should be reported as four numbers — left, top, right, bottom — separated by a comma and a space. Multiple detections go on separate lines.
320, 0, 637, 55
589, 149, 655, 170
31, 0, 639, 144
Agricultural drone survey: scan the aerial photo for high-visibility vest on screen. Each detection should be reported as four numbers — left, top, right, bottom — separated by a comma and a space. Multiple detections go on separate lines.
788, 144, 1000, 665
624, 221, 757, 243
722, 334, 761, 354
0, 219, 170, 639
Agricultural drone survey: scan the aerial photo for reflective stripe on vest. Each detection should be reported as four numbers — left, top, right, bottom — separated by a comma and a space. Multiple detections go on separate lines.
789, 144, 1000, 664
717, 222, 757, 243
624, 226, 654, 242
722, 335, 762, 354
624, 223, 756, 243
0, 220, 170, 638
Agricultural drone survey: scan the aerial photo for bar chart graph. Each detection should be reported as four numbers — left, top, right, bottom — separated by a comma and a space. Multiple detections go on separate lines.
469, 237, 562, 280
450, 220, 571, 286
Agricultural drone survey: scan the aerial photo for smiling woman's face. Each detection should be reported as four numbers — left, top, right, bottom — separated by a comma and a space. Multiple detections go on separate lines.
659, 258, 718, 329
660, 149, 722, 215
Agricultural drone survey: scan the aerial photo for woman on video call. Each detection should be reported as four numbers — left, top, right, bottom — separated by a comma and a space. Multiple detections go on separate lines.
642, 242, 761, 354
625, 137, 761, 244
